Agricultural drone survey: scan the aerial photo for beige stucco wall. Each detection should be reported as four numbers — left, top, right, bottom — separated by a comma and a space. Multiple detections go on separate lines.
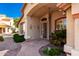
72, 3, 79, 50
72, 3, 79, 14
19, 15, 26, 35
66, 7, 74, 47
65, 4, 79, 55
23, 23, 25, 33
25, 16, 40, 39
24, 4, 39, 16
64, 7, 75, 54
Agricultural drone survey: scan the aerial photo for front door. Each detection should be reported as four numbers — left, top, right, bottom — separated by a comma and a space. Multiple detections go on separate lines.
41, 22, 47, 39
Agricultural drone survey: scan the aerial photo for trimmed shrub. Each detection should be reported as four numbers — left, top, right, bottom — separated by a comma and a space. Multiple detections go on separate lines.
13, 34, 25, 43
49, 30, 66, 46
43, 47, 61, 56
55, 30, 66, 39
0, 36, 4, 41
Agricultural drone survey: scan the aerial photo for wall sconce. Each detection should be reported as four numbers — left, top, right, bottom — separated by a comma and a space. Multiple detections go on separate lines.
62, 11, 66, 15
58, 9, 66, 15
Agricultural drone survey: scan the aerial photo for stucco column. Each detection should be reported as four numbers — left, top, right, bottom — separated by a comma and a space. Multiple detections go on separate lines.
48, 8, 52, 40
64, 7, 74, 55
71, 4, 79, 55
2, 28, 3, 34
18, 24, 21, 34
24, 16, 30, 39
5, 28, 8, 34
19, 24, 22, 35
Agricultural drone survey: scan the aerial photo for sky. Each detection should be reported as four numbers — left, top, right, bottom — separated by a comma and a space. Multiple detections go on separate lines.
0, 3, 23, 18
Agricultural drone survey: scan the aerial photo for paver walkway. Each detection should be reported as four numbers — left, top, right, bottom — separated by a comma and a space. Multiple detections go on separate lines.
17, 39, 49, 56
0, 37, 21, 56
0, 37, 49, 56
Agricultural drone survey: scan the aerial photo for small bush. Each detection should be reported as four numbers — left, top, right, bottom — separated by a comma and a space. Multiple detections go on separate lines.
49, 30, 66, 46
13, 34, 25, 43
43, 47, 61, 56
0, 36, 4, 41
53, 39, 61, 46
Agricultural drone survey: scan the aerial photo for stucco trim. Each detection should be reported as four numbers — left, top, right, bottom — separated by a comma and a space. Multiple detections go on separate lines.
72, 13, 79, 19
17, 3, 27, 27
55, 16, 66, 31
21, 3, 27, 14
16, 14, 24, 27
57, 3, 71, 11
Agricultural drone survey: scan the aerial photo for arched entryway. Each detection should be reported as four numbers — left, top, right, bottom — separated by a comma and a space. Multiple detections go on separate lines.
21, 3, 79, 55
25, 3, 67, 40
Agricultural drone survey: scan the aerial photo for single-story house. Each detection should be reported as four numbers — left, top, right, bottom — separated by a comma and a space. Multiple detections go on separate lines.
19, 3, 79, 56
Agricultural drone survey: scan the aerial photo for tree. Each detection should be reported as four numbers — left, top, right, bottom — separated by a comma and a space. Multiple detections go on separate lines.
13, 17, 20, 28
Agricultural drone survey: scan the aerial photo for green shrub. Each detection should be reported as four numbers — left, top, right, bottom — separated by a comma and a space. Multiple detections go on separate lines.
13, 34, 25, 43
53, 39, 61, 46
43, 48, 48, 55
55, 30, 66, 39
49, 30, 66, 46
43, 47, 61, 56
0, 36, 4, 41
49, 32, 57, 45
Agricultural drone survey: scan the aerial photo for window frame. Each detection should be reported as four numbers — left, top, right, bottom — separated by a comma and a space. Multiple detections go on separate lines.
55, 17, 66, 31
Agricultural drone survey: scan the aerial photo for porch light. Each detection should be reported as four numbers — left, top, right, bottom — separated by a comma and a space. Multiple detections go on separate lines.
59, 9, 62, 11
58, 9, 66, 15
62, 11, 66, 15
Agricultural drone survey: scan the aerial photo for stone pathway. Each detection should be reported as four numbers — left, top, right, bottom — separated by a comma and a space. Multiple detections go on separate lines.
0, 37, 49, 56
0, 37, 21, 56
17, 39, 49, 56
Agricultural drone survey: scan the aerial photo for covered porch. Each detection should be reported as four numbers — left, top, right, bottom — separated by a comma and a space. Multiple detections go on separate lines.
24, 3, 66, 40
22, 3, 79, 55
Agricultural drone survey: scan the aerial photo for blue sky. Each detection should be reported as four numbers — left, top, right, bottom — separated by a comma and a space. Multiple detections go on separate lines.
0, 3, 23, 18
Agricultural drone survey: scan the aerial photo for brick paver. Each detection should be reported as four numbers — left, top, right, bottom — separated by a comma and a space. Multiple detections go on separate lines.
0, 38, 49, 56
17, 39, 49, 56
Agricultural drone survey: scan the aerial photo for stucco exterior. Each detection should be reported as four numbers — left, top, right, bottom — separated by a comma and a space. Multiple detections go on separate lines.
0, 14, 14, 34
19, 3, 79, 55
20, 4, 65, 39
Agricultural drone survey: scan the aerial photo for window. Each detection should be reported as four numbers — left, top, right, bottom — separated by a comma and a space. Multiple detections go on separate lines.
55, 18, 66, 30
10, 22, 11, 25
8, 28, 9, 32
41, 18, 47, 21
3, 28, 5, 32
